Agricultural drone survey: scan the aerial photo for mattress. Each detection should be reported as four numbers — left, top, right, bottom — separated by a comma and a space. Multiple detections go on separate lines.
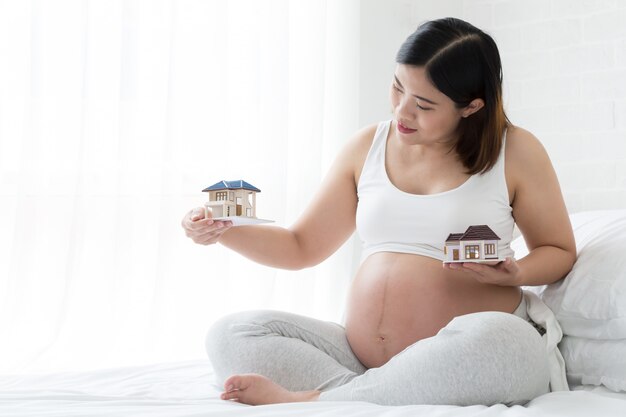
1, 360, 625, 417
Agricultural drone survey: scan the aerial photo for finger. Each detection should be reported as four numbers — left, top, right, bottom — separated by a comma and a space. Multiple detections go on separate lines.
462, 262, 487, 273
451, 263, 472, 274
192, 227, 223, 241
187, 226, 228, 243
502, 257, 515, 271
190, 212, 204, 222
186, 218, 215, 232
185, 222, 212, 237
448, 263, 474, 274
190, 208, 210, 222
460, 266, 477, 275
198, 220, 231, 234
183, 210, 207, 230
185, 219, 232, 242
194, 226, 231, 244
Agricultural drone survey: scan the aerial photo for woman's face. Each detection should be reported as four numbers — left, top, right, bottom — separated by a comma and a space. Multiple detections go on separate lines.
390, 64, 465, 146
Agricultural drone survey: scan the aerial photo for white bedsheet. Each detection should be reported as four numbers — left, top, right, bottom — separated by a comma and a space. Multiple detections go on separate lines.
1, 360, 625, 417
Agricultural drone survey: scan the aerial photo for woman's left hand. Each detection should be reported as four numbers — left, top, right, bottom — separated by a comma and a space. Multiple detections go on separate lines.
443, 257, 520, 286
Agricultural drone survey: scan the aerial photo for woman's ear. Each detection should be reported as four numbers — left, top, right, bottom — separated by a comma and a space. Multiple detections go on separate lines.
461, 98, 485, 118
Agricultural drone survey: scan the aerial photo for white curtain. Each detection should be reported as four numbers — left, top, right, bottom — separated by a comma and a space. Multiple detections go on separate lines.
0, 0, 361, 373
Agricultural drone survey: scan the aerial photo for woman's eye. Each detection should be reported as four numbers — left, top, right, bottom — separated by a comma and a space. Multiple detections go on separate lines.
393, 83, 432, 110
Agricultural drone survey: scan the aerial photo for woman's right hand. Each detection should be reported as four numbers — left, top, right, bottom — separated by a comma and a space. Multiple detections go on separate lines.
181, 207, 233, 246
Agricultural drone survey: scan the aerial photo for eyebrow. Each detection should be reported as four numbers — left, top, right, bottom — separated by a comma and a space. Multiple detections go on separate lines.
394, 75, 439, 105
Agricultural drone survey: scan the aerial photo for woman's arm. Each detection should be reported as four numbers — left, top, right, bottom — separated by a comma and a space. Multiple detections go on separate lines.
506, 126, 577, 286
216, 125, 375, 270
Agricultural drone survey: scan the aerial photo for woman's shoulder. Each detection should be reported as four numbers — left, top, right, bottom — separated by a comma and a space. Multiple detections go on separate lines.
343, 122, 380, 159
353, 122, 382, 145
505, 125, 550, 166
505, 125, 555, 191
337, 122, 382, 184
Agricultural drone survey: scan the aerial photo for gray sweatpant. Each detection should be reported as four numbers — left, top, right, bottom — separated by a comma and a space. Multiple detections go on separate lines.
205, 295, 551, 406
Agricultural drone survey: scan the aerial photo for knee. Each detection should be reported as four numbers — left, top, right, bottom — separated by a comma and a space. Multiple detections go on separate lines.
205, 313, 234, 363
446, 312, 548, 369
466, 312, 546, 358
447, 311, 543, 347
486, 312, 546, 354
469, 312, 550, 400
205, 310, 273, 364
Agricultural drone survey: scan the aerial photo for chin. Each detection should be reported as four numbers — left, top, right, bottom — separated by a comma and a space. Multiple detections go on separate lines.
396, 128, 424, 142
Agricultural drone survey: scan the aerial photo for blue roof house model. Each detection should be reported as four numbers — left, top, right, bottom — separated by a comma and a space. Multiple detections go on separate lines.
202, 180, 261, 218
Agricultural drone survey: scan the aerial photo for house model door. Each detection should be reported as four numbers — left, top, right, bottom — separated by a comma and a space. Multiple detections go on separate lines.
236, 197, 242, 216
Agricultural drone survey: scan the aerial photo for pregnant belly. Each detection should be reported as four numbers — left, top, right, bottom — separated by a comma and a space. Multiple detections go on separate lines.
344, 252, 522, 369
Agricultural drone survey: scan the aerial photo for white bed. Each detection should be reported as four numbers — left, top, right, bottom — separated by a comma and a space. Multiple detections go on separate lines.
0, 359, 625, 417
2, 210, 626, 416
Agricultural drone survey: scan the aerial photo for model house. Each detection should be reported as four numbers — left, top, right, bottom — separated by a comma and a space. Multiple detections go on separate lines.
202, 180, 260, 219
444, 225, 500, 262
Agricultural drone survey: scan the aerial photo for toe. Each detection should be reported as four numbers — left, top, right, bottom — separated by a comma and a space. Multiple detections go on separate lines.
223, 375, 243, 392
220, 376, 239, 401
220, 390, 240, 401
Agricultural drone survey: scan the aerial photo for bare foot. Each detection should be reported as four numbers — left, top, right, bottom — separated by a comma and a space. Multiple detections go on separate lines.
220, 373, 320, 405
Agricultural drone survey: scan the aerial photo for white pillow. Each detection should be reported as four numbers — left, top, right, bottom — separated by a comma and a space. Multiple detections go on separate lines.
512, 210, 626, 340
559, 336, 626, 393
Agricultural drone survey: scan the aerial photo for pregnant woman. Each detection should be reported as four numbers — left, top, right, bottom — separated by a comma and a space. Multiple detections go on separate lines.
182, 17, 575, 407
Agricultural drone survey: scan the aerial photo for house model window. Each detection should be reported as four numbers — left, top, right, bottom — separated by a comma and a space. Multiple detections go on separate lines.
444, 225, 501, 263
202, 180, 260, 219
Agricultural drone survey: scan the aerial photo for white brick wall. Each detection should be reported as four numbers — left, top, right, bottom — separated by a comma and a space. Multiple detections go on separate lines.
408, 0, 626, 212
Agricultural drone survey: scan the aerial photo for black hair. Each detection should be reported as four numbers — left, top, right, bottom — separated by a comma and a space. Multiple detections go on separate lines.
396, 17, 510, 174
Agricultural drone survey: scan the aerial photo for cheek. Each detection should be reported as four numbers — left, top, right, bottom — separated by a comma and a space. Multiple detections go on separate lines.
415, 115, 455, 137
415, 113, 438, 129
423, 112, 458, 131
435, 117, 458, 135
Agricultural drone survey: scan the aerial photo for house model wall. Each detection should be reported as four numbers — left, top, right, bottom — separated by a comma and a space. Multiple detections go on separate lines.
202, 180, 260, 219
444, 225, 500, 262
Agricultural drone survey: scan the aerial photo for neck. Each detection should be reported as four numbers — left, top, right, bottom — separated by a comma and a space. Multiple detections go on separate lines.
392, 131, 459, 165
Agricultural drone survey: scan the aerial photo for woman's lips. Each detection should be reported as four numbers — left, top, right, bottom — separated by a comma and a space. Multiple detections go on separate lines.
397, 121, 416, 134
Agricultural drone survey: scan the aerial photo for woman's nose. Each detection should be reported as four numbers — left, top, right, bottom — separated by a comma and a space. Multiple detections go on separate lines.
396, 96, 415, 120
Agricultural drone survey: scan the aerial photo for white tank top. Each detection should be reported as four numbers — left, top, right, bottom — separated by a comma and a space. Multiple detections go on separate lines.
356, 120, 515, 261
